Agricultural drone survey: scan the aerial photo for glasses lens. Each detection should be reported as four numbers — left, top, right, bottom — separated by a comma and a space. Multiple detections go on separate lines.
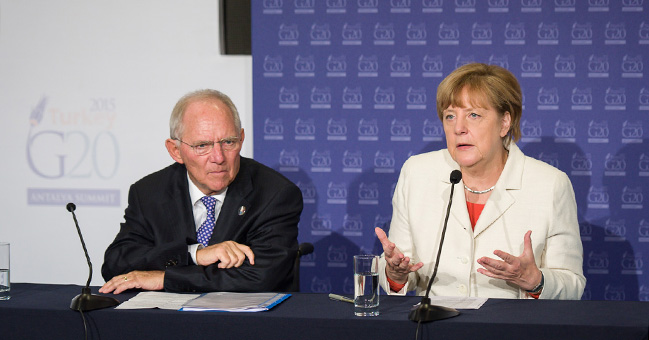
193, 142, 213, 156
220, 138, 239, 151
189, 138, 239, 155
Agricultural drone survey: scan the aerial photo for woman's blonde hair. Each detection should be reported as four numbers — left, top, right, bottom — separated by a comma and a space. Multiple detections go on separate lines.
436, 63, 522, 146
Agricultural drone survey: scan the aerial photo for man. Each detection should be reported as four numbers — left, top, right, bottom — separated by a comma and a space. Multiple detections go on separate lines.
100, 89, 302, 294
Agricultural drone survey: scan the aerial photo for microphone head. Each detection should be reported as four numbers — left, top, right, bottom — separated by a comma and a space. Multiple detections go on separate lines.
450, 170, 462, 184
66, 202, 76, 212
298, 242, 314, 256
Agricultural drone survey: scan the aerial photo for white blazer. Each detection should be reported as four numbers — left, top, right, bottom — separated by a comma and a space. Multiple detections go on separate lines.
379, 143, 586, 299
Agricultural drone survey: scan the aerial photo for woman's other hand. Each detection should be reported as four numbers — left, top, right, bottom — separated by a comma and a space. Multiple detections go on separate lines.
476, 230, 543, 291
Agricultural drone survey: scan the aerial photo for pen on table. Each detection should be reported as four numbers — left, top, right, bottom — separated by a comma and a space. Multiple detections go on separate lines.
328, 293, 354, 304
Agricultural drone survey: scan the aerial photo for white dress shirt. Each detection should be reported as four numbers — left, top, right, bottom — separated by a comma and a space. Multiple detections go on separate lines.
187, 174, 228, 264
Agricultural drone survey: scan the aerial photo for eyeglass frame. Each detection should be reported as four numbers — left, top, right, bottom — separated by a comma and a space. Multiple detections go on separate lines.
174, 136, 241, 155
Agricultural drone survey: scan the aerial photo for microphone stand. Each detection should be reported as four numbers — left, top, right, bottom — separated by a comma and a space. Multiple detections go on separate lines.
408, 170, 462, 322
67, 203, 120, 311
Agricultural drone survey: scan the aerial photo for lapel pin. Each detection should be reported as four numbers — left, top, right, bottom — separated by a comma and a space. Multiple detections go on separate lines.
238, 206, 247, 216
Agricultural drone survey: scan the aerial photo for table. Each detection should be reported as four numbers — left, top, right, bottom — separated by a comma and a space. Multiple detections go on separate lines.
1, 283, 648, 340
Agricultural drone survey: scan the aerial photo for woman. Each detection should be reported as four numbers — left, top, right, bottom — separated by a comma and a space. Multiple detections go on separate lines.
376, 63, 585, 299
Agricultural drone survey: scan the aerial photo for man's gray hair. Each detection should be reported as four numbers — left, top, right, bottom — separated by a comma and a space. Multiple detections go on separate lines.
169, 89, 241, 140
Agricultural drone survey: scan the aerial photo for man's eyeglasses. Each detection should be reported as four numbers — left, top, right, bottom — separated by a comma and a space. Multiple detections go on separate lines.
175, 137, 240, 155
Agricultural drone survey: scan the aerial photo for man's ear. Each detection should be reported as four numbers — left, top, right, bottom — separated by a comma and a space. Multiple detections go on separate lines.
165, 139, 184, 164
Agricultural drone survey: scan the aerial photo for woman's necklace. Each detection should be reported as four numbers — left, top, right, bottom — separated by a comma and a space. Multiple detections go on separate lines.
464, 185, 495, 194
463, 150, 507, 195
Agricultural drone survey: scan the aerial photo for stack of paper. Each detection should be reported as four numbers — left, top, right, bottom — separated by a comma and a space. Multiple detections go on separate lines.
181, 292, 291, 312
116, 292, 200, 310
115, 291, 290, 312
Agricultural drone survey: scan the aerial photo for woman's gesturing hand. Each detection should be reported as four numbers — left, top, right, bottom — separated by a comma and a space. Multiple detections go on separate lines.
375, 227, 424, 284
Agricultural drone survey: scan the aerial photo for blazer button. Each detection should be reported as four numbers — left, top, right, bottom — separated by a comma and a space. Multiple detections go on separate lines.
165, 259, 178, 267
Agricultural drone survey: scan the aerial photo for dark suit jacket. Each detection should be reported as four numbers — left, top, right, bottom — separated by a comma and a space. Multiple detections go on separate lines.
101, 157, 303, 292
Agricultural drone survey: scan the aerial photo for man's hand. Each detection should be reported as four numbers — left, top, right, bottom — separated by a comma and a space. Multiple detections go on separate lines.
99, 270, 164, 294
196, 241, 255, 268
476, 230, 542, 291
375, 227, 424, 284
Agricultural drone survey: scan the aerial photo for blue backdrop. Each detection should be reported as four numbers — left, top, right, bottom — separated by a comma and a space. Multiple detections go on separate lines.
252, 0, 648, 301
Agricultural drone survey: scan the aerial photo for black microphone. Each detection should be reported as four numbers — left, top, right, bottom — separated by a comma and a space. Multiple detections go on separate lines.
408, 170, 462, 322
298, 242, 314, 257
66, 203, 119, 311
292, 243, 315, 292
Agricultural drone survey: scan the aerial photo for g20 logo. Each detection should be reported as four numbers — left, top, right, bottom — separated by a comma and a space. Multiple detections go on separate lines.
422, 55, 443, 72
374, 23, 395, 40
439, 23, 459, 40
263, 55, 283, 72
28, 130, 119, 179
571, 153, 593, 171
504, 23, 525, 40
521, 55, 542, 73
572, 23, 593, 40
537, 22, 559, 40
27, 98, 119, 179
471, 22, 492, 40
406, 23, 427, 40
342, 23, 362, 40
310, 277, 332, 293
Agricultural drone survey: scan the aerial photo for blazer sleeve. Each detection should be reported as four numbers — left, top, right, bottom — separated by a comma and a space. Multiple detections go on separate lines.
538, 172, 586, 300
378, 158, 424, 295
163, 183, 302, 293
101, 183, 191, 281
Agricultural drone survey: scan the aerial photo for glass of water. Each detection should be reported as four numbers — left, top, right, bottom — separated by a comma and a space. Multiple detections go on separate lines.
353, 254, 379, 316
0, 243, 9, 300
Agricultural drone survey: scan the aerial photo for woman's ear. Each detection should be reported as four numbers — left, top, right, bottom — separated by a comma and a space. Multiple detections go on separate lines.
500, 112, 512, 138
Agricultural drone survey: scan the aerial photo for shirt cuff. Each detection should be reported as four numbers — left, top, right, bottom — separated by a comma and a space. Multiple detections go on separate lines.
188, 244, 204, 265
386, 275, 407, 292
